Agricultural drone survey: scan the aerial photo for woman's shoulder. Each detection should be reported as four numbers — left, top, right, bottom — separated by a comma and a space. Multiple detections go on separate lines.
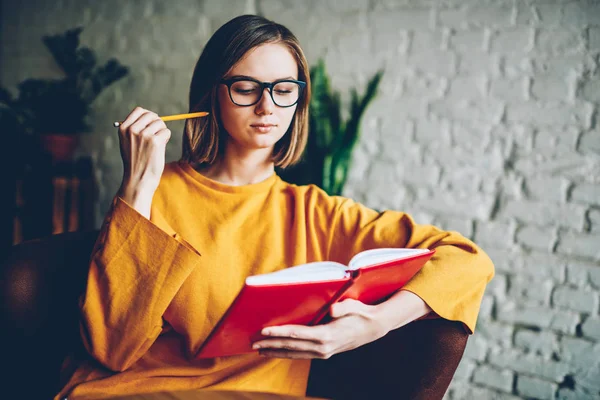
277, 179, 350, 209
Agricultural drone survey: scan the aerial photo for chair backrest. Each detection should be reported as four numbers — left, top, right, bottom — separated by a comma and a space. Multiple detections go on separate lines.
0, 230, 99, 399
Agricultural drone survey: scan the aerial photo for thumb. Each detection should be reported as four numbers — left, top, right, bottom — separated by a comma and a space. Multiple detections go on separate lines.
330, 298, 364, 319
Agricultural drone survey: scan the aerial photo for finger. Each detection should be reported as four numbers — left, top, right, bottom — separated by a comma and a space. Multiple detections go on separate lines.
118, 107, 147, 132
261, 325, 326, 342
253, 338, 320, 353
330, 298, 366, 319
258, 349, 325, 360
127, 111, 161, 135
155, 128, 171, 144
139, 119, 167, 137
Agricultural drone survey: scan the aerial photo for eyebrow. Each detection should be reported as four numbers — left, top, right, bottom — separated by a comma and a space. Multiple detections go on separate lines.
228, 74, 298, 81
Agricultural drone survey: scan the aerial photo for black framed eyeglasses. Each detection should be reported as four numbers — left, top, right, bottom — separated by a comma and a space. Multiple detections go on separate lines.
220, 77, 306, 108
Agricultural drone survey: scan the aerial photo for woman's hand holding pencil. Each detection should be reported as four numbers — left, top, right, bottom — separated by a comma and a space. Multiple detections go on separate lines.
113, 107, 210, 219
113, 111, 209, 127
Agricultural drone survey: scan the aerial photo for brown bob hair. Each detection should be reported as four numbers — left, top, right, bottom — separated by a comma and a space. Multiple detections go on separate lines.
182, 15, 311, 168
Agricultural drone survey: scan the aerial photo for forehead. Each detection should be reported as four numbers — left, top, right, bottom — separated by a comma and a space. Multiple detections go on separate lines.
228, 42, 299, 81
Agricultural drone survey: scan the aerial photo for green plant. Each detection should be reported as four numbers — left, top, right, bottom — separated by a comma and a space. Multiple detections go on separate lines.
0, 27, 129, 136
280, 60, 383, 196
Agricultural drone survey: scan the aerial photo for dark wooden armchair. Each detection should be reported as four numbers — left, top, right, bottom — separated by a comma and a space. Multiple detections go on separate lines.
0, 231, 468, 399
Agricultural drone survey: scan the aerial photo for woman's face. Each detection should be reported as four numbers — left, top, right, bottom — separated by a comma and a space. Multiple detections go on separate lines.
218, 42, 300, 154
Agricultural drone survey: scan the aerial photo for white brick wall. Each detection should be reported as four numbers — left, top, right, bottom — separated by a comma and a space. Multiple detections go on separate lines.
2, 0, 599, 398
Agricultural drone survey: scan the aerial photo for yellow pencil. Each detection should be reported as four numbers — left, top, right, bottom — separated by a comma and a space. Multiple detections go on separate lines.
113, 111, 210, 127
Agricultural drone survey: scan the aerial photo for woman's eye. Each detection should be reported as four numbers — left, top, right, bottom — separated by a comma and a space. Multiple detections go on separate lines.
275, 89, 292, 95
234, 88, 256, 94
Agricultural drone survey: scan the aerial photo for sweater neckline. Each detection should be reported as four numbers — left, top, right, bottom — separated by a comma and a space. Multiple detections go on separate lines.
178, 161, 279, 194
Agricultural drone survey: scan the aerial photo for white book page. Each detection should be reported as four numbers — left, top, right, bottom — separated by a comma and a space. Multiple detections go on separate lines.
348, 248, 430, 270
246, 261, 349, 286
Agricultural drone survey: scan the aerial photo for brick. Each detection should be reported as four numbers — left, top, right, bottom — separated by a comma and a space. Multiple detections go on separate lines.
498, 301, 580, 334
490, 77, 528, 101
562, 1, 600, 27
477, 320, 514, 348
556, 231, 600, 261
326, 0, 370, 13
535, 29, 586, 55
488, 349, 571, 381
202, 0, 255, 32
524, 176, 569, 203
590, 209, 600, 234
499, 199, 586, 231
466, 3, 513, 28
578, 130, 600, 156
515, 225, 557, 252
514, 152, 600, 183
491, 123, 534, 157
531, 72, 575, 102
514, 329, 559, 358
559, 336, 600, 372
430, 97, 503, 123
447, 75, 487, 99
433, 216, 474, 238
571, 183, 600, 205
486, 273, 508, 299
464, 334, 488, 361
590, 27, 600, 51
449, 29, 485, 53
506, 101, 593, 130
418, 189, 496, 220
581, 78, 600, 103
515, 1, 537, 26
509, 275, 554, 305
582, 317, 600, 340
534, 3, 562, 26
488, 249, 566, 282
370, 9, 432, 31
453, 358, 476, 381
472, 365, 514, 393
491, 28, 534, 54
517, 375, 558, 400
552, 286, 599, 313
403, 75, 446, 100
411, 30, 445, 52
527, 54, 597, 77
557, 388, 600, 400
533, 126, 580, 158
410, 50, 456, 76
449, 383, 522, 400
566, 260, 600, 289
478, 294, 494, 321
457, 53, 500, 75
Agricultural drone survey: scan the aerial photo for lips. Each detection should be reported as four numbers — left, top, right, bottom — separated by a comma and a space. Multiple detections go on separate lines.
250, 123, 277, 127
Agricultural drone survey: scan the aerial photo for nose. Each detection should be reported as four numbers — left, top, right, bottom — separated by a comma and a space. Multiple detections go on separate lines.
254, 87, 275, 115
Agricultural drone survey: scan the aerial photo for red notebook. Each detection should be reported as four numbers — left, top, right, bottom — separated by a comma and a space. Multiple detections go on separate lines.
196, 248, 435, 358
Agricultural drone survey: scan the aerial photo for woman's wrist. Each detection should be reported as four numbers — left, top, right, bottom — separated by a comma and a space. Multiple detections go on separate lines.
370, 289, 432, 333
117, 182, 155, 219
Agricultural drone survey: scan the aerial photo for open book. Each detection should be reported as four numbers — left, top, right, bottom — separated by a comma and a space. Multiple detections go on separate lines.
196, 247, 435, 358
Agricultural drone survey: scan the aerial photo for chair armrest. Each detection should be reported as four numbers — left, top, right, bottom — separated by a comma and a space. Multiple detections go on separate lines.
306, 318, 468, 400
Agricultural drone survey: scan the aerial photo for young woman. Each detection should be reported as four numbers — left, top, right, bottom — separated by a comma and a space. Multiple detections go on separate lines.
56, 14, 494, 399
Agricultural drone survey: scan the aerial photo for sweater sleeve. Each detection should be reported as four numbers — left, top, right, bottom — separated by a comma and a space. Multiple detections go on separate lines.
79, 197, 201, 371
327, 198, 494, 333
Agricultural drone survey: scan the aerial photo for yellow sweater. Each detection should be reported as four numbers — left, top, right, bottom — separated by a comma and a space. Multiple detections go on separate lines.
56, 161, 494, 399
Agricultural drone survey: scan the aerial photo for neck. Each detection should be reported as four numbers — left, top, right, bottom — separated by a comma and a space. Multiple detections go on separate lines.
198, 144, 275, 186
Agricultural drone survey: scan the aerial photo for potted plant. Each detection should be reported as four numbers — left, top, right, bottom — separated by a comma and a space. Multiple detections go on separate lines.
0, 27, 129, 162
279, 60, 383, 196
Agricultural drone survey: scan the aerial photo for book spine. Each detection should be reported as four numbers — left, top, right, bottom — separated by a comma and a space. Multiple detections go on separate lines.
308, 274, 358, 325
